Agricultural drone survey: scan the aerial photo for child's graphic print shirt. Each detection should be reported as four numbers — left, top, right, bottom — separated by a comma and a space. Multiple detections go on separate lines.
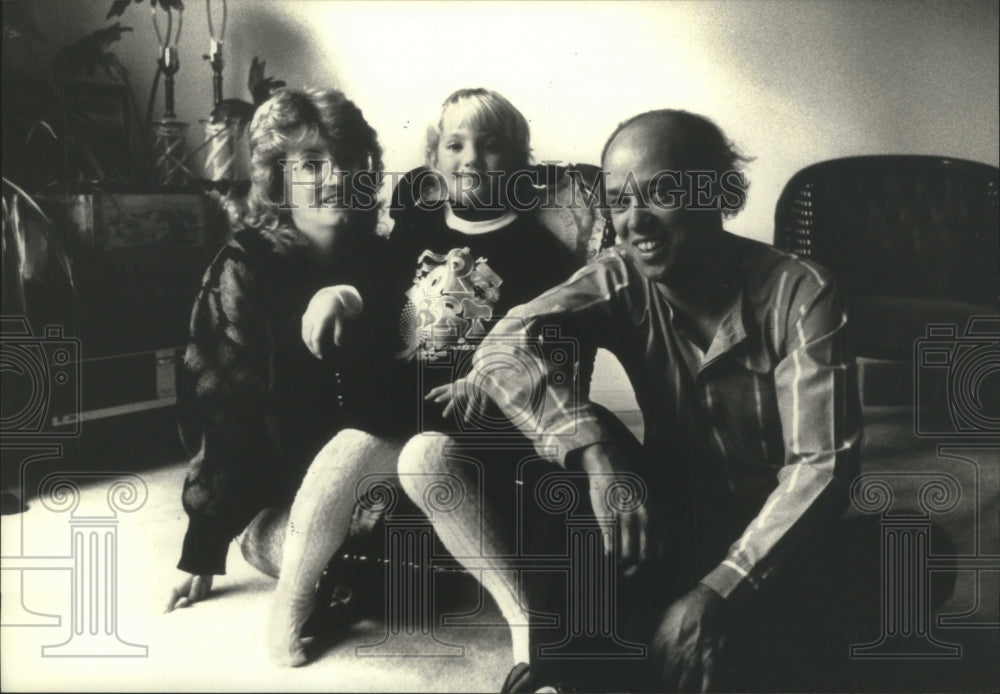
379, 181, 579, 434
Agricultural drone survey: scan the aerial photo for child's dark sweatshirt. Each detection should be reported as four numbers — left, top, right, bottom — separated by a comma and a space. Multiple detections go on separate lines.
376, 170, 581, 435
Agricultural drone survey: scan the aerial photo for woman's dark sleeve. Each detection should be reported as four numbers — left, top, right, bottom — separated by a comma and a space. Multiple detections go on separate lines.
175, 246, 283, 575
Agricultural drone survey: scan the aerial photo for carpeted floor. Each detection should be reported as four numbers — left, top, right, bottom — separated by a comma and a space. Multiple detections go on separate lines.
1, 405, 997, 692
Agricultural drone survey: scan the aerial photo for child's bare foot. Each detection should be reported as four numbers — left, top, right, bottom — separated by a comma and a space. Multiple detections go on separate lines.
265, 591, 315, 667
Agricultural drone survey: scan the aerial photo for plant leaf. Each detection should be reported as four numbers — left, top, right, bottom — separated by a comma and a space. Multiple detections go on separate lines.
94, 22, 134, 47
2, 178, 52, 226
1, 193, 28, 314
247, 57, 265, 99
106, 0, 133, 19
2, 180, 76, 289
247, 57, 285, 105
151, 0, 186, 11
52, 23, 133, 79
10, 194, 28, 271
211, 98, 255, 130
252, 78, 286, 106
25, 120, 58, 148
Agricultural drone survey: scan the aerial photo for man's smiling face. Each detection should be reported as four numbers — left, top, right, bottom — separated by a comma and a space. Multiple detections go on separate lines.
603, 118, 722, 285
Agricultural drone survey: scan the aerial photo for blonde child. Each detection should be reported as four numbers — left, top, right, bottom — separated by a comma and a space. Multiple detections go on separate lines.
298, 88, 584, 674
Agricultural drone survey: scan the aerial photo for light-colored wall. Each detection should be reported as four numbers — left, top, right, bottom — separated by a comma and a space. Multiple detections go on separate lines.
6, 0, 998, 408
9, 0, 998, 241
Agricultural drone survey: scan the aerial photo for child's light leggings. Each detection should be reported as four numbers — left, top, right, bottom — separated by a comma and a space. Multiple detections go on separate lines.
396, 432, 533, 668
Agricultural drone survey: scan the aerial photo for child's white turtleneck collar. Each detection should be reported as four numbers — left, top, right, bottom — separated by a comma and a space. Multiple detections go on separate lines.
444, 202, 517, 234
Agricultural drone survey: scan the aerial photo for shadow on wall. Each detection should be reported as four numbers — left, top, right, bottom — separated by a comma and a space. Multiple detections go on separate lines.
219, 5, 347, 177
228, 5, 345, 96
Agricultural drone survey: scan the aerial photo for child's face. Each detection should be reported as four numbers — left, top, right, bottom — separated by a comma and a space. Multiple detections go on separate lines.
284, 140, 356, 259
433, 108, 513, 209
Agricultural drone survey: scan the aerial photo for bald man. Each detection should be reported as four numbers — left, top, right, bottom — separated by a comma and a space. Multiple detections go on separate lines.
402, 110, 863, 692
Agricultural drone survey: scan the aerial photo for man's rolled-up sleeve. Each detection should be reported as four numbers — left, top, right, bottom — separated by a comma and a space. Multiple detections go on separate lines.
701, 271, 863, 603
471, 258, 630, 466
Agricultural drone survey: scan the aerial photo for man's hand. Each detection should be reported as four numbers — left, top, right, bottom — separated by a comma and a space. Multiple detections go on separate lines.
165, 572, 214, 613
576, 441, 652, 577
652, 583, 729, 692
301, 285, 364, 358
424, 377, 490, 422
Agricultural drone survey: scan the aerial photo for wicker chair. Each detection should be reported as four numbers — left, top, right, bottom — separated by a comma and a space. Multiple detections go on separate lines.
774, 155, 999, 362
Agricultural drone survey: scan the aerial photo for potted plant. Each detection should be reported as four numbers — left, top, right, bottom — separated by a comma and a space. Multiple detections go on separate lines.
2, 4, 156, 315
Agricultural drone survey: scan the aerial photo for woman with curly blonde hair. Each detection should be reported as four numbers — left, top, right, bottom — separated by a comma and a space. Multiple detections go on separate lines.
166, 88, 401, 667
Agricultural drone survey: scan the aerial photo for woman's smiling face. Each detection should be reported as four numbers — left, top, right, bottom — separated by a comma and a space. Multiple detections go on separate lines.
285, 136, 358, 257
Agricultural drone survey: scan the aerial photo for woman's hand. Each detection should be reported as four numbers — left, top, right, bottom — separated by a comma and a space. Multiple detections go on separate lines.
425, 377, 490, 422
165, 572, 214, 613
301, 285, 364, 358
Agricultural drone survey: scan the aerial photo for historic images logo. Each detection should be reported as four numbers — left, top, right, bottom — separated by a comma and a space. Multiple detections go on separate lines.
1, 316, 148, 658
849, 316, 1000, 660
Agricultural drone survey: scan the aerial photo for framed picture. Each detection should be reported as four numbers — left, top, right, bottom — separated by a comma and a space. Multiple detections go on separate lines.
66, 192, 208, 251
